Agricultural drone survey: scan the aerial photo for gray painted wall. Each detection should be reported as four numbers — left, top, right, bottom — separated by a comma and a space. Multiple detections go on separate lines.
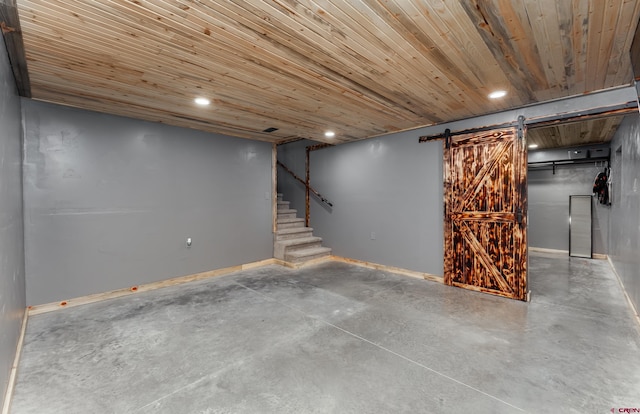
0, 37, 26, 408
608, 112, 640, 314
276, 88, 638, 278
278, 134, 445, 277
22, 100, 273, 305
528, 163, 609, 254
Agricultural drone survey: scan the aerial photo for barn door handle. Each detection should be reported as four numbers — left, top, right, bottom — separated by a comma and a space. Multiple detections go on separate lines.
516, 208, 524, 225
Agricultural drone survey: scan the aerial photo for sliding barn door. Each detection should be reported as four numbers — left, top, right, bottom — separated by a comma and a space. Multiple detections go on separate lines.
443, 126, 528, 301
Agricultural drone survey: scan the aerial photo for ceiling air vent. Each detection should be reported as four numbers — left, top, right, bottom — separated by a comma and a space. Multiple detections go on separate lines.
263, 127, 278, 133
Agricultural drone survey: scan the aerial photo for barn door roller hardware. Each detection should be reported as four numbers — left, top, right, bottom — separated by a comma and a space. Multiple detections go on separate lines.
419, 100, 637, 143
517, 115, 525, 141
419, 119, 522, 143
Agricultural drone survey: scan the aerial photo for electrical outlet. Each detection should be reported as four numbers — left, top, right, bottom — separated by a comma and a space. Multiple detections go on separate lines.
370, 232, 376, 240
186, 237, 192, 247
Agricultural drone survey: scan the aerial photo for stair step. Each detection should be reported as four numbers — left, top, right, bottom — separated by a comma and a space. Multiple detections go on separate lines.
277, 212, 297, 220
285, 246, 332, 263
274, 236, 323, 260
275, 195, 331, 264
277, 217, 305, 229
276, 209, 298, 220
275, 227, 314, 240
279, 236, 322, 250
277, 217, 304, 224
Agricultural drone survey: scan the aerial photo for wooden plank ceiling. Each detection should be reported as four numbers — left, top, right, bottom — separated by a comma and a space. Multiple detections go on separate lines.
12, 0, 640, 144
528, 116, 625, 150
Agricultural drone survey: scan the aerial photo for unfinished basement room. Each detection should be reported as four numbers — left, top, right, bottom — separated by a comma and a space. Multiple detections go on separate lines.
1, 1, 640, 413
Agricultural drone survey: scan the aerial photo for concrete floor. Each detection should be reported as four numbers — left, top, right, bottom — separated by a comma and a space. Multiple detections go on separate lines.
9, 252, 640, 413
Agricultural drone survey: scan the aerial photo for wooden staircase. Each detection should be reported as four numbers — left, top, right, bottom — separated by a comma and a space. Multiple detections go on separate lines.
275, 193, 331, 264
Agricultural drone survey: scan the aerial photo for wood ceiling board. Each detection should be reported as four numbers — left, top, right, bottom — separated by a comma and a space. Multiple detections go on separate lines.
13, 0, 640, 144
527, 116, 625, 149
609, 0, 640, 85
20, 0, 426, 140
380, 0, 521, 112
217, 0, 458, 119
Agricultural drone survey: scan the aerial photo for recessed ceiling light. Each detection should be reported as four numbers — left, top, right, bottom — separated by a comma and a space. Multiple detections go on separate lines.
194, 97, 211, 106
528, 144, 539, 149
488, 90, 507, 99
324, 131, 335, 138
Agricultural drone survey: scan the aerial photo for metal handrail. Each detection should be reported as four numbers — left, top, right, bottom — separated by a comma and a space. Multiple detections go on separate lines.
276, 161, 333, 207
